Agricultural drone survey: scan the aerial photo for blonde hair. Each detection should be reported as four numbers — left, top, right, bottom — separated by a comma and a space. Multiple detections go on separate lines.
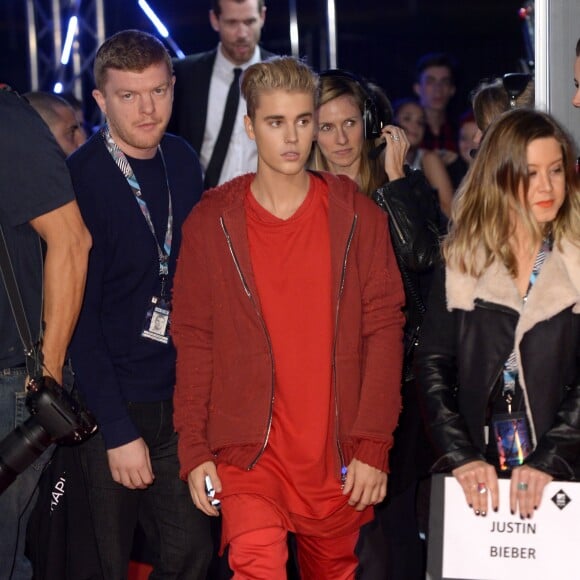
472, 76, 534, 134
444, 108, 580, 277
241, 56, 319, 120
309, 72, 385, 196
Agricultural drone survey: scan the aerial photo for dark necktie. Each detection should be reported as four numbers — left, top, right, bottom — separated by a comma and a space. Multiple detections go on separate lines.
204, 67, 242, 189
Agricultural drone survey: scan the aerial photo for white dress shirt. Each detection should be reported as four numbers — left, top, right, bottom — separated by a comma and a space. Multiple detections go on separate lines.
200, 44, 262, 186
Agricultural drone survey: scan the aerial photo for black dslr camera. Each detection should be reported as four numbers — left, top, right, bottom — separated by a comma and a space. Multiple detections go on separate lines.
0, 376, 97, 494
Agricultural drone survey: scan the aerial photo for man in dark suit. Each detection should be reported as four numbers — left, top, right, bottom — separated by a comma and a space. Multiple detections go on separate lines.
169, 0, 274, 187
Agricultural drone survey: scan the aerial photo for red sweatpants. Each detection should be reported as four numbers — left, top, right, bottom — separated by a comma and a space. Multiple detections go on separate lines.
228, 526, 359, 580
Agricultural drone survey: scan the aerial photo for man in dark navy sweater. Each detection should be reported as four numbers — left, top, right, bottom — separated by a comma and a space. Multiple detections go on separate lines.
67, 30, 211, 579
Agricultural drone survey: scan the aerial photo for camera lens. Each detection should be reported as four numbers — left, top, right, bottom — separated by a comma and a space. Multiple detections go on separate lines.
0, 417, 51, 494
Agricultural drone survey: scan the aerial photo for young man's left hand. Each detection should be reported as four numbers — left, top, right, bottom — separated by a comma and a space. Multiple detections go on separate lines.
342, 458, 387, 511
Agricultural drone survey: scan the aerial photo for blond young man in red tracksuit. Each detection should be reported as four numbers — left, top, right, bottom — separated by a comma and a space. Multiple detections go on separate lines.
172, 56, 405, 579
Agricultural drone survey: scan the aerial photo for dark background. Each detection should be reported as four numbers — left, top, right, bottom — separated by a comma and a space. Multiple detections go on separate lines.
0, 0, 531, 123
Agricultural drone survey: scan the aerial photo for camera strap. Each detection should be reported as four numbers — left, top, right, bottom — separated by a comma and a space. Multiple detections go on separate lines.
0, 224, 42, 378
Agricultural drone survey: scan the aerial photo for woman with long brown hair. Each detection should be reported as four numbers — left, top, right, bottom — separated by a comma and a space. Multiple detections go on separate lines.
416, 108, 580, 518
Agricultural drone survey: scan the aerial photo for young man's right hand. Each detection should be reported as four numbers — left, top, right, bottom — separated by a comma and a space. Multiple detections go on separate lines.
343, 458, 387, 511
106, 437, 154, 490
188, 461, 222, 516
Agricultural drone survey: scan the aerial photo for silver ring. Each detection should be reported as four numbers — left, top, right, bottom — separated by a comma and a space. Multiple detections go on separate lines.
517, 482, 529, 491
477, 482, 487, 494
391, 134, 400, 142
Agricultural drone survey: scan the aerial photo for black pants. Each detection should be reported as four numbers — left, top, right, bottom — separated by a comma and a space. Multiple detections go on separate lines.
356, 483, 426, 580
78, 399, 212, 580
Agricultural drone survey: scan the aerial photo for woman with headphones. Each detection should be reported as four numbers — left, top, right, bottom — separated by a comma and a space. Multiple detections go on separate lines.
310, 71, 408, 196
310, 70, 442, 580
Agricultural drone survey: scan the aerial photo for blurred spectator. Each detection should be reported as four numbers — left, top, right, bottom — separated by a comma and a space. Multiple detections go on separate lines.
393, 98, 454, 217
471, 74, 534, 146
457, 110, 477, 165
413, 52, 459, 166
446, 110, 477, 189
24, 91, 86, 156
60, 91, 91, 139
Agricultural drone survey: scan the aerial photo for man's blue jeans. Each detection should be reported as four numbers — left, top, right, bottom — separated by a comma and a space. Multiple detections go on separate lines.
0, 366, 54, 580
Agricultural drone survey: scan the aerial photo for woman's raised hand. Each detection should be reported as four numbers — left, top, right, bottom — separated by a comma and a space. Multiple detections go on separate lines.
381, 124, 409, 181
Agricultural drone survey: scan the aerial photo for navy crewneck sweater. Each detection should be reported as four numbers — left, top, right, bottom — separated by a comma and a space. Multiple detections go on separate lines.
67, 131, 202, 449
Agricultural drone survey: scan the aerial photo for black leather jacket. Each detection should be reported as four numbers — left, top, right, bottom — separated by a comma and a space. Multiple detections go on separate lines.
373, 167, 443, 369
416, 245, 580, 480
372, 167, 443, 491
373, 167, 443, 274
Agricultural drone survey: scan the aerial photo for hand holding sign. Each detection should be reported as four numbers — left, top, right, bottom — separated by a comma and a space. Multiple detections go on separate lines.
509, 465, 553, 519
452, 459, 499, 516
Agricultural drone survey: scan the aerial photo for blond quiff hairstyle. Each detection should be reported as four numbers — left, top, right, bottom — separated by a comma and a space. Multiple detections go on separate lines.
241, 56, 319, 120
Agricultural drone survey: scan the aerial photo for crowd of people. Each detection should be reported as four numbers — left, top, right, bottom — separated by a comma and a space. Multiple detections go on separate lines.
1, 1, 579, 579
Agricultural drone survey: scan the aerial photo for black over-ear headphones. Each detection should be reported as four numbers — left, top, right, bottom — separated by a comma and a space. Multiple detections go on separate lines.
502, 73, 532, 108
319, 69, 382, 140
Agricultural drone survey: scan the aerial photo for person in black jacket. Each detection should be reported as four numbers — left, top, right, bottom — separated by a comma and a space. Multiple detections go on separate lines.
168, 0, 274, 187
310, 70, 442, 580
416, 109, 580, 520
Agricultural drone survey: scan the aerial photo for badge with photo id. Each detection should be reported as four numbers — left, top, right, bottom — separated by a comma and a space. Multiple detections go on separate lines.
141, 296, 171, 344
492, 412, 532, 471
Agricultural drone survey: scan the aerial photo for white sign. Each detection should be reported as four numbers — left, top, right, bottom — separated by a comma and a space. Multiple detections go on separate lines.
427, 474, 580, 580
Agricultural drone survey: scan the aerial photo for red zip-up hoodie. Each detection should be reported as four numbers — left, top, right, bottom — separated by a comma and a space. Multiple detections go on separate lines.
172, 171, 405, 480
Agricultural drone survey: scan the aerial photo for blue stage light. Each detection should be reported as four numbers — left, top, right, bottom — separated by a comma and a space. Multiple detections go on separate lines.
60, 16, 78, 65
137, 0, 185, 58
138, 0, 169, 38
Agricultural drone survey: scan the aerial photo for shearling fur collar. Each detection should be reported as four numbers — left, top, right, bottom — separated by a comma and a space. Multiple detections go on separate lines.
446, 239, 580, 447
446, 239, 580, 330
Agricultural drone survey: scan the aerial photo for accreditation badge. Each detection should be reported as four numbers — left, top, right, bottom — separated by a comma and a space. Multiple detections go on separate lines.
491, 412, 532, 471
141, 296, 171, 344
